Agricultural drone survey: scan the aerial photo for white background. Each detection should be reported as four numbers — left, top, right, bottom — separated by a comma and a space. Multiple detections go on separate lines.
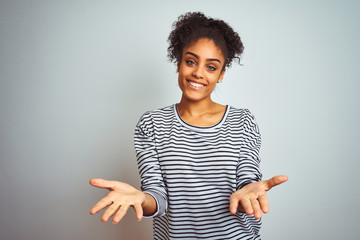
1, 0, 359, 239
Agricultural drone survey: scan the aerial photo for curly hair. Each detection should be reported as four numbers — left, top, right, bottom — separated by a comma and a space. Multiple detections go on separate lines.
167, 12, 244, 69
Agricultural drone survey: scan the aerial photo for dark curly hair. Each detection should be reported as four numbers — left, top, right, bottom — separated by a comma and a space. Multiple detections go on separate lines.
167, 12, 244, 69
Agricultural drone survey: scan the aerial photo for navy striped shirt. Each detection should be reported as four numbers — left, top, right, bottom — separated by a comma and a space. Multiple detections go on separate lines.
134, 104, 262, 239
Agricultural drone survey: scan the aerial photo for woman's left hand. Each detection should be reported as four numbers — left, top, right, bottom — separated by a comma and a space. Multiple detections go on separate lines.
229, 175, 288, 219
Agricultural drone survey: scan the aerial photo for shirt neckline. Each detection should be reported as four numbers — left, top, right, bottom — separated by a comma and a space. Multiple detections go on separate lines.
173, 104, 229, 132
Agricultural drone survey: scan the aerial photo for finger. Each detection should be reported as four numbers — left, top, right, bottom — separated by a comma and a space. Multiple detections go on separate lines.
258, 195, 269, 213
113, 204, 131, 223
89, 178, 115, 190
265, 175, 288, 190
229, 195, 239, 215
133, 203, 143, 221
251, 198, 262, 219
90, 196, 113, 215
240, 198, 253, 215
101, 201, 121, 222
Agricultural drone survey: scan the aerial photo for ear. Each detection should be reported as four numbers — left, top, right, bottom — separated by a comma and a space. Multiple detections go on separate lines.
177, 62, 180, 72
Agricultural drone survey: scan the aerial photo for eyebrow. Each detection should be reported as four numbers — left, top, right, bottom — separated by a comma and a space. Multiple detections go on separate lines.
184, 52, 222, 64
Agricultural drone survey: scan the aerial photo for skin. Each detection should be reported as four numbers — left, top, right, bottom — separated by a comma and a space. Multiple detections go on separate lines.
89, 179, 156, 223
229, 175, 288, 219
176, 38, 227, 126
89, 38, 288, 223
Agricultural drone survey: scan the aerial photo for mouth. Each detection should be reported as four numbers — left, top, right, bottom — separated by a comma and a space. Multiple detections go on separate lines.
187, 80, 206, 89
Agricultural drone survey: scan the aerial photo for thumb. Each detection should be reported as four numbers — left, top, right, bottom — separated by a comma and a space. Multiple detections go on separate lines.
89, 178, 114, 190
265, 175, 288, 190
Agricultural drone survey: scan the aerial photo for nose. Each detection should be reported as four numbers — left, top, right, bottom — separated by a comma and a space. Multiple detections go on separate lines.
192, 66, 204, 79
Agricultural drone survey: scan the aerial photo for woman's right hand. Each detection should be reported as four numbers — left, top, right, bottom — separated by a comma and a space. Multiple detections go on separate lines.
89, 178, 147, 223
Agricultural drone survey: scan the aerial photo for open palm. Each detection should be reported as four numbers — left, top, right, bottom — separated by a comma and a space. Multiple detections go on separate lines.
89, 178, 145, 223
229, 175, 288, 219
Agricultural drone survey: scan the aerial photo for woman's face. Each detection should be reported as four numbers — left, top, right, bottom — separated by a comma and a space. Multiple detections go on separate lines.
177, 38, 225, 103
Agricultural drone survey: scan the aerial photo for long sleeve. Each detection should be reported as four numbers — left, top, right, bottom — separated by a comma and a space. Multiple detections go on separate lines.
134, 105, 262, 238
134, 112, 168, 218
236, 109, 263, 190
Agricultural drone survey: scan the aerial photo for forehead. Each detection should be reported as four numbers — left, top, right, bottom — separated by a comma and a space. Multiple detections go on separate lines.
183, 38, 225, 61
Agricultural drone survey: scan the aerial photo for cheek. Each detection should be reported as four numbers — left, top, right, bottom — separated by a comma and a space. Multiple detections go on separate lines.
177, 65, 189, 83
177, 72, 185, 90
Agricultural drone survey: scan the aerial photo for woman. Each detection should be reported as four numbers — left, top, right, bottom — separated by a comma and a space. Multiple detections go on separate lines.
90, 12, 287, 239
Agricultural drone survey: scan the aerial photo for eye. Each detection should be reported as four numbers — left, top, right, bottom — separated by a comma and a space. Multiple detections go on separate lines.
186, 60, 196, 66
206, 66, 216, 71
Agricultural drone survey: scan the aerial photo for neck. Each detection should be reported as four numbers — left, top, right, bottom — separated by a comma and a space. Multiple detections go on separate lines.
177, 96, 217, 116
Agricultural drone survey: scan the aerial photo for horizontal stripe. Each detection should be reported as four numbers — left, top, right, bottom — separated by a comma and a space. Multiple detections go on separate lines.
134, 104, 262, 239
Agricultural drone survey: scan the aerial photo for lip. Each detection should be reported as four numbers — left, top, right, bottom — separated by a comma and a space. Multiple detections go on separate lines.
186, 79, 206, 90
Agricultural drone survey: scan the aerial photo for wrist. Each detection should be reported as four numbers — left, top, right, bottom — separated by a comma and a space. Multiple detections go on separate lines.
142, 192, 157, 216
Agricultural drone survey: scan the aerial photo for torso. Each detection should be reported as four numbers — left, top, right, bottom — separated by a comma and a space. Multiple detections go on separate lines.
134, 105, 262, 239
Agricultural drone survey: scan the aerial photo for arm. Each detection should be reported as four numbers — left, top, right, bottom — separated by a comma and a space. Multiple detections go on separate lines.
230, 110, 287, 219
134, 112, 168, 217
89, 112, 167, 223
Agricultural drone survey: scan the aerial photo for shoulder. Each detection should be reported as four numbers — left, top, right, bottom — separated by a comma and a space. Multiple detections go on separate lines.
227, 106, 260, 133
135, 105, 175, 137
136, 105, 174, 127
228, 106, 256, 122
138, 105, 174, 121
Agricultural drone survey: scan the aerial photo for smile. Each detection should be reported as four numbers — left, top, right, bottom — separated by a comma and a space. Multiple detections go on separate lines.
187, 80, 206, 88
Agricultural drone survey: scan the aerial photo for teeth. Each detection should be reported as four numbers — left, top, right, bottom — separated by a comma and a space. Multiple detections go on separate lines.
189, 81, 204, 88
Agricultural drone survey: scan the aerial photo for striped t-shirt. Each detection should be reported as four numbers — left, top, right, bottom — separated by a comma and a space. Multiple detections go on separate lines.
134, 104, 262, 240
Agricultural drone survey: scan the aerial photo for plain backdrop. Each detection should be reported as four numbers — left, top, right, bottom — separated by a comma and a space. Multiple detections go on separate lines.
1, 0, 359, 239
